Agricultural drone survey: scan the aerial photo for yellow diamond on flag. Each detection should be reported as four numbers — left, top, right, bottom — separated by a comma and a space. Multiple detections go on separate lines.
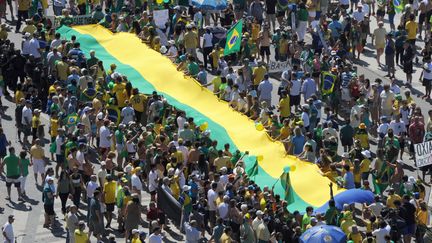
227, 29, 239, 49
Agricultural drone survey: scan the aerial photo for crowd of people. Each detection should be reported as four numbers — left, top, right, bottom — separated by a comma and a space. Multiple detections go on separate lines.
0, 0, 431, 241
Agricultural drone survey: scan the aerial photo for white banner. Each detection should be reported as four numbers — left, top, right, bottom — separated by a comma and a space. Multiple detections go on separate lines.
268, 60, 291, 73
414, 141, 432, 168
153, 9, 169, 29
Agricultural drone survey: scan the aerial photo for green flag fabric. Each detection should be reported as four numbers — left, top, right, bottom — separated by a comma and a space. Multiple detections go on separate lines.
224, 19, 243, 55
247, 159, 258, 177
280, 172, 295, 205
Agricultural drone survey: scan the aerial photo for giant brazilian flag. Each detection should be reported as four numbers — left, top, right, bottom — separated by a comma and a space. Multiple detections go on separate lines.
224, 19, 243, 56
56, 25, 375, 213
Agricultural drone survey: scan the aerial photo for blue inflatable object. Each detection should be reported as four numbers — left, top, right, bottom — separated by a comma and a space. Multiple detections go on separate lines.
192, 0, 227, 10
300, 225, 347, 243
315, 189, 375, 213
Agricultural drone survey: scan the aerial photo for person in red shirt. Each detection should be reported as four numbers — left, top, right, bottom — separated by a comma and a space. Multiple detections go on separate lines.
409, 116, 425, 159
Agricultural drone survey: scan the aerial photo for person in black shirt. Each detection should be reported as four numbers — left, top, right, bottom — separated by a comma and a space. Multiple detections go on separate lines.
399, 195, 416, 243
402, 41, 415, 85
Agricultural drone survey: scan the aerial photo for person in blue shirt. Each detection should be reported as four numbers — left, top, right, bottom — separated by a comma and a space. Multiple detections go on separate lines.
68, 42, 86, 68
290, 127, 306, 155
343, 164, 355, 189
196, 64, 207, 85
328, 15, 342, 40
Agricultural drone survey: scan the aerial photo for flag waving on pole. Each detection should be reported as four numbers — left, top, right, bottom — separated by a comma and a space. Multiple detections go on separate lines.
224, 19, 243, 55
247, 159, 259, 177
280, 169, 295, 205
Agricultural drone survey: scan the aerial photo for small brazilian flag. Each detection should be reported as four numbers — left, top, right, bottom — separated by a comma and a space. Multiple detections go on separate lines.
280, 171, 295, 205
224, 19, 243, 56
393, 0, 403, 13
247, 159, 259, 177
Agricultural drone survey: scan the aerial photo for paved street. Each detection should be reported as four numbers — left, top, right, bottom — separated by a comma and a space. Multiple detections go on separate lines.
1, 4, 432, 243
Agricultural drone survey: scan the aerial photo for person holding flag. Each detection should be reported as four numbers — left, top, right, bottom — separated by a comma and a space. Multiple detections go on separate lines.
224, 19, 243, 56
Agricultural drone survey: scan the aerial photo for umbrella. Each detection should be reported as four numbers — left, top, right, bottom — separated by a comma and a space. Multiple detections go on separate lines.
300, 225, 347, 243
192, 0, 227, 10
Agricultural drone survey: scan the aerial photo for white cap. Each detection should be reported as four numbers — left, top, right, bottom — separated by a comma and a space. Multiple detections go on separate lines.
361, 150, 371, 158
256, 210, 263, 216
183, 185, 191, 191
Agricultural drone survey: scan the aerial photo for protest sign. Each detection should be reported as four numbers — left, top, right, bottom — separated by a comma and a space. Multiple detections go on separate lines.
268, 60, 290, 73
153, 9, 169, 28
414, 141, 432, 168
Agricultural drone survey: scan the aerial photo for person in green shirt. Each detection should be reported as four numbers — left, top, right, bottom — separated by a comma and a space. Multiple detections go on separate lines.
186, 56, 199, 77
115, 124, 126, 166
19, 151, 31, 196
1, 147, 23, 201
301, 206, 314, 232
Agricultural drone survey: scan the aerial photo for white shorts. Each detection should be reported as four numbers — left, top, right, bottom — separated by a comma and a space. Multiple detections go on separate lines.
33, 159, 45, 174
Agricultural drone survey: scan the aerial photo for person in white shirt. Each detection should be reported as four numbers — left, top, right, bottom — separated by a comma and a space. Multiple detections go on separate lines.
301, 104, 311, 130
120, 101, 135, 125
28, 35, 41, 59
148, 164, 159, 201
99, 120, 112, 160
389, 116, 406, 136
207, 183, 218, 228
364, 196, 385, 217
50, 33, 62, 49
420, 59, 432, 99
148, 226, 163, 243
21, 101, 32, 144
97, 162, 107, 186
289, 78, 302, 111
21, 33, 31, 56
2, 215, 14, 243
372, 221, 391, 243
166, 40, 178, 61
131, 169, 143, 201
258, 74, 273, 105
86, 175, 99, 200
202, 27, 213, 69
353, 3, 365, 22
217, 196, 230, 219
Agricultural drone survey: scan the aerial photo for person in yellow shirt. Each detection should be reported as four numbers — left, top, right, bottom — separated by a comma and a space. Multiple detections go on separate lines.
112, 79, 126, 107
103, 175, 117, 228
220, 227, 233, 243
340, 212, 356, 235
74, 221, 89, 243
131, 229, 143, 243
209, 47, 221, 71
22, 20, 36, 34
130, 88, 147, 124
92, 93, 103, 114
386, 188, 401, 208
56, 56, 70, 81
252, 62, 267, 86
32, 109, 41, 142
347, 225, 363, 243
15, 86, 25, 104
416, 200, 428, 239
278, 91, 290, 120
183, 25, 198, 59
203, 70, 222, 93
0, 24, 7, 41
405, 14, 418, 45
276, 119, 291, 141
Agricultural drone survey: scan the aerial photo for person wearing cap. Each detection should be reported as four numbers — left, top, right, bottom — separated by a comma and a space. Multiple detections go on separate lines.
131, 229, 142, 243
184, 25, 198, 59
353, 3, 365, 23
2, 215, 15, 243
372, 21, 387, 66
104, 174, 117, 228
42, 176, 56, 228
